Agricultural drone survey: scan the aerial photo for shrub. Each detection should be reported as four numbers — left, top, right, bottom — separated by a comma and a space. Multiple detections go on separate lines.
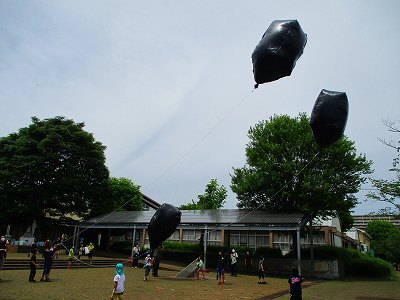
254, 247, 283, 258
110, 241, 132, 254
163, 241, 201, 253
352, 256, 393, 278
286, 245, 394, 278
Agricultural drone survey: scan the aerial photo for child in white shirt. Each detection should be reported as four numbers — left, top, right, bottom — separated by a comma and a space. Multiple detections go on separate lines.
110, 263, 125, 299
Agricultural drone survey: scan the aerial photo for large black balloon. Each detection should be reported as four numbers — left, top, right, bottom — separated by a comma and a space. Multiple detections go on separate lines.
252, 20, 307, 85
310, 89, 349, 148
148, 203, 181, 249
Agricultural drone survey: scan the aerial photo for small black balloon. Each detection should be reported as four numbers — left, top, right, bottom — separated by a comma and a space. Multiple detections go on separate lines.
148, 203, 181, 250
310, 89, 349, 148
252, 20, 307, 85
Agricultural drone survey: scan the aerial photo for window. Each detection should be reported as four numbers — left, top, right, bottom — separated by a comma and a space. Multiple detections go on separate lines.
144, 231, 150, 248
182, 229, 202, 243
167, 230, 180, 241
300, 232, 325, 247
230, 231, 269, 249
142, 203, 150, 211
273, 232, 293, 252
207, 230, 221, 246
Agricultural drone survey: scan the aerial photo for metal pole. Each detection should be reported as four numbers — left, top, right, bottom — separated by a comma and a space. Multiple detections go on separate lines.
75, 226, 80, 253
203, 226, 208, 269
72, 225, 77, 251
131, 226, 137, 258
297, 227, 302, 275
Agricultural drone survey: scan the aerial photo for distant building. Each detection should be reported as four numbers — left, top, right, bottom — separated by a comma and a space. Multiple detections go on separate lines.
352, 214, 400, 230
344, 227, 371, 253
78, 209, 367, 254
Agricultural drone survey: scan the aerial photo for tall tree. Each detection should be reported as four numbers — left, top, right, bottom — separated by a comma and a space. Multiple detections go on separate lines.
366, 220, 400, 264
367, 119, 400, 213
179, 178, 227, 210
0, 116, 109, 223
91, 177, 143, 216
230, 114, 372, 220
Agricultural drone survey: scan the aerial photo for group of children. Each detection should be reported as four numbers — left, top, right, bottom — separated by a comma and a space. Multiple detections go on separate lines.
194, 250, 303, 299
28, 240, 56, 282
26, 242, 303, 299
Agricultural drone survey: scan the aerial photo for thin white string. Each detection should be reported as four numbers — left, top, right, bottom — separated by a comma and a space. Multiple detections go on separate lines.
61, 88, 256, 247
199, 151, 320, 236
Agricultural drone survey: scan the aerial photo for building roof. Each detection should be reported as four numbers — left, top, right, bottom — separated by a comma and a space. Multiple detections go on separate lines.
80, 209, 308, 230
141, 193, 161, 210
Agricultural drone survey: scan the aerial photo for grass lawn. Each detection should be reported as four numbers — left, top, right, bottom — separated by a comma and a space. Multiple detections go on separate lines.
1, 255, 400, 300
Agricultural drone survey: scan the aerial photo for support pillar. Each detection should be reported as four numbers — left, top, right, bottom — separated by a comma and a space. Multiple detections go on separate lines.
203, 226, 208, 269
296, 227, 302, 275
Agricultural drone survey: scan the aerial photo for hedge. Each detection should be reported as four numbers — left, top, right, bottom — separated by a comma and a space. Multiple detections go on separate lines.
286, 245, 393, 278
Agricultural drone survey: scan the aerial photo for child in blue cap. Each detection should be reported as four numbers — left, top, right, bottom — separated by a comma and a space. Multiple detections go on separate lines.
110, 263, 125, 299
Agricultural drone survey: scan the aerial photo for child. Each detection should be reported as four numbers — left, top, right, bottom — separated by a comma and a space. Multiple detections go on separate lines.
195, 255, 205, 279
258, 256, 266, 284
68, 247, 74, 269
288, 268, 303, 300
40, 244, 55, 282
110, 263, 125, 300
28, 250, 38, 282
216, 250, 226, 285
143, 252, 153, 281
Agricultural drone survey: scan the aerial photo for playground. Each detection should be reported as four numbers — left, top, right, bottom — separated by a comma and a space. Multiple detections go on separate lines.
1, 253, 399, 300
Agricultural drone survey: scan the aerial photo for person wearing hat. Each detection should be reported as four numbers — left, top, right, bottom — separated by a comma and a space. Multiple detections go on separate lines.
110, 263, 125, 300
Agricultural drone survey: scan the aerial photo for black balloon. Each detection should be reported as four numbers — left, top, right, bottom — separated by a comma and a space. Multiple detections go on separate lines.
252, 20, 307, 86
310, 89, 349, 148
148, 203, 181, 249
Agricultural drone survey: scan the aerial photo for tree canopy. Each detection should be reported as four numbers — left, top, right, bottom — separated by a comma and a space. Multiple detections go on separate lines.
0, 116, 109, 223
179, 178, 227, 210
366, 220, 400, 264
91, 177, 143, 216
230, 114, 372, 220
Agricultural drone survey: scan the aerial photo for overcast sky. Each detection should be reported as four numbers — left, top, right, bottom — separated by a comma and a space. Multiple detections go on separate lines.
1, 1, 399, 215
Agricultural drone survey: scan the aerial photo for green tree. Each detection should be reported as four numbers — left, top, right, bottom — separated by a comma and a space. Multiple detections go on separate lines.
366, 220, 400, 264
179, 178, 227, 210
230, 114, 372, 220
91, 177, 143, 215
367, 119, 400, 213
0, 116, 109, 223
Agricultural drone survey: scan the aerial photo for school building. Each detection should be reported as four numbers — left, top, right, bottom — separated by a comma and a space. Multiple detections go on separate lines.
77, 206, 368, 255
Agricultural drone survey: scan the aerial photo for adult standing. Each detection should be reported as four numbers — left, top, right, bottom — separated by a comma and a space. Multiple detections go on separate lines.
0, 235, 9, 280
230, 249, 238, 276
131, 243, 140, 269
152, 245, 163, 277
54, 238, 61, 258
78, 238, 84, 259
258, 256, 266, 284
40, 244, 55, 282
244, 250, 253, 274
